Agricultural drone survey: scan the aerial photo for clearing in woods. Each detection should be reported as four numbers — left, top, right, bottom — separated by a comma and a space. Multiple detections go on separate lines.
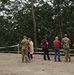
0, 53, 74, 75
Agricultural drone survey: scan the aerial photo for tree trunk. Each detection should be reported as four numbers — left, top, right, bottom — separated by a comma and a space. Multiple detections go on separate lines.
31, 0, 37, 48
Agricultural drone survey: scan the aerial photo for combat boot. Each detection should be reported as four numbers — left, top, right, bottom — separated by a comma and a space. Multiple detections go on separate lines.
64, 58, 68, 62
69, 57, 71, 62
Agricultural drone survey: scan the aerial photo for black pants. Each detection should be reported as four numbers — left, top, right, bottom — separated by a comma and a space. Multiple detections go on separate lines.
43, 48, 50, 60
28, 52, 33, 60
30, 54, 33, 59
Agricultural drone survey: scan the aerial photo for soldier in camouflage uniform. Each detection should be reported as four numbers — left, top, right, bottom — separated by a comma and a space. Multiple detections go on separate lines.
21, 36, 29, 63
61, 34, 71, 62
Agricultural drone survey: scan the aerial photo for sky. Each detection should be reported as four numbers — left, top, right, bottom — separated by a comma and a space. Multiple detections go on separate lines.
10, 0, 15, 1
10, 0, 47, 1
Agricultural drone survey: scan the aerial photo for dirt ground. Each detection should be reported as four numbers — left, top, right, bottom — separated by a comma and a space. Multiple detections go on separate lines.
0, 53, 74, 75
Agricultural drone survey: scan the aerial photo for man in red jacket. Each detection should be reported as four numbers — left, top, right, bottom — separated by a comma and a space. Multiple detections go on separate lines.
41, 37, 50, 60
53, 36, 61, 62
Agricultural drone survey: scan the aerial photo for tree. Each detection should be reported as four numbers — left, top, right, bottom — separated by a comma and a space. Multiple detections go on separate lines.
52, 0, 74, 38
0, 0, 74, 48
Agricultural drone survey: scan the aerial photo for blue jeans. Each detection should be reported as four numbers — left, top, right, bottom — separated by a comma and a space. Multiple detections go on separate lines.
54, 48, 60, 61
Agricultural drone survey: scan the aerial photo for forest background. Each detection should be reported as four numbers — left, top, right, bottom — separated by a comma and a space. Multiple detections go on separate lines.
0, 0, 74, 50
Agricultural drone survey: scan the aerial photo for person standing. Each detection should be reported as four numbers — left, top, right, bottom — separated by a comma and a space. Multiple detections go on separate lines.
61, 34, 71, 62
41, 37, 50, 60
21, 36, 29, 63
53, 36, 61, 62
28, 38, 34, 59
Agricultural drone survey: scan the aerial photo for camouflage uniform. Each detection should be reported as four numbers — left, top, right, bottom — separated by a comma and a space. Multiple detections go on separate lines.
61, 37, 71, 62
21, 39, 29, 62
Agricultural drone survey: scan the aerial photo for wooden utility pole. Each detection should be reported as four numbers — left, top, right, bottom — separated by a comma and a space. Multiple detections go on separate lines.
31, 0, 37, 48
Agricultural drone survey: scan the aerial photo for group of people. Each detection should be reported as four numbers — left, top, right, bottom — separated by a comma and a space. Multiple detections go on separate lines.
19, 34, 72, 63
19, 36, 34, 63
41, 34, 71, 62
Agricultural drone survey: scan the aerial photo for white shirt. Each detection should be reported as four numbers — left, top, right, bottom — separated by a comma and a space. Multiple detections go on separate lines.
29, 41, 34, 54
